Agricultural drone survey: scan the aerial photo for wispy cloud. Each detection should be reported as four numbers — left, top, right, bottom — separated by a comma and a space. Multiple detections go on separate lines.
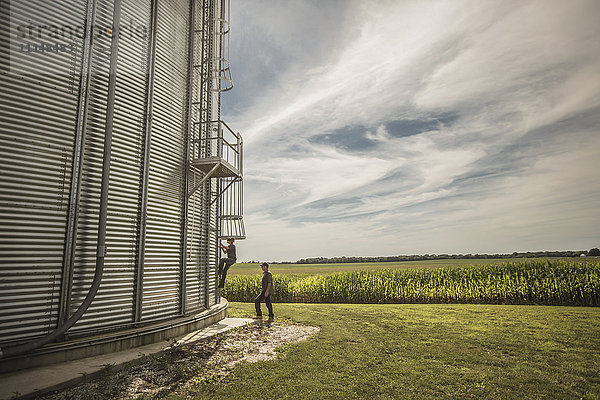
225, 0, 600, 261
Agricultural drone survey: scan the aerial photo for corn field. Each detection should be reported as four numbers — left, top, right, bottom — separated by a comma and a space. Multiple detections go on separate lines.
222, 260, 600, 306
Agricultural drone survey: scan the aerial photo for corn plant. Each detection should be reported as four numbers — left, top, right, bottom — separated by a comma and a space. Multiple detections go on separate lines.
221, 261, 600, 306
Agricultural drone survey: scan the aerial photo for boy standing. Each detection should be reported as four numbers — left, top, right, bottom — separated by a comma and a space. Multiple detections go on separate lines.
254, 262, 274, 321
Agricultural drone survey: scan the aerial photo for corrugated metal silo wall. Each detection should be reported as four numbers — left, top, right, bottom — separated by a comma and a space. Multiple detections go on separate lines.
185, 0, 204, 311
70, 0, 114, 333
186, 179, 205, 311
208, 0, 223, 306
0, 0, 86, 343
0, 0, 220, 346
69, 0, 150, 333
141, 0, 188, 322
208, 178, 218, 304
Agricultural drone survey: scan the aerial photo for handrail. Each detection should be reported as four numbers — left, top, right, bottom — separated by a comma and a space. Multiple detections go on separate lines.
195, 119, 241, 140
192, 135, 240, 154
192, 120, 242, 173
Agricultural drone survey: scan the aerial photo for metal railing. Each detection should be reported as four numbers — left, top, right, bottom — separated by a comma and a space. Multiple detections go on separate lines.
211, 0, 233, 92
215, 177, 245, 239
192, 120, 243, 174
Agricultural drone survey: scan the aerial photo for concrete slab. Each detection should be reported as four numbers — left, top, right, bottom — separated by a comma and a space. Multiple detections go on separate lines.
0, 317, 253, 400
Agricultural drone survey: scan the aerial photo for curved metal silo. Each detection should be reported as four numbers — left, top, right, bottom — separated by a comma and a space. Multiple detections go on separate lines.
0, 0, 243, 371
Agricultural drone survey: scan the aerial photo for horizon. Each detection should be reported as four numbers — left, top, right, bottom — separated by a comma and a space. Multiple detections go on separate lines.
223, 0, 600, 262
239, 248, 599, 264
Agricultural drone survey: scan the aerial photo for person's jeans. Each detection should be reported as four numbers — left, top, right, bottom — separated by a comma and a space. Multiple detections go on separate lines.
218, 258, 235, 288
254, 291, 274, 318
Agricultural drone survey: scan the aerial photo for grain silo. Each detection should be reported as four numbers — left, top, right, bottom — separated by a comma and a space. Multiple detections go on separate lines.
0, 0, 244, 371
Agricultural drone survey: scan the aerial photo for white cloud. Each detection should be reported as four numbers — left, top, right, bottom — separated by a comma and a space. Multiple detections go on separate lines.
224, 0, 600, 261
364, 125, 391, 143
246, 145, 392, 206
241, 212, 387, 262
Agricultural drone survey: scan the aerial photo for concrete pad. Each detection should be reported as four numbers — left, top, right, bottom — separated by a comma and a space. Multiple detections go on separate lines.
0, 317, 253, 400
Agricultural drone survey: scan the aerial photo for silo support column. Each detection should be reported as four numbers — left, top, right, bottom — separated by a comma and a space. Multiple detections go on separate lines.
58, 0, 98, 329
134, 0, 160, 324
180, 0, 197, 315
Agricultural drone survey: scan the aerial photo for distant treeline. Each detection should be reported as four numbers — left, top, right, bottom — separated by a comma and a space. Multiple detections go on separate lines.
289, 249, 600, 265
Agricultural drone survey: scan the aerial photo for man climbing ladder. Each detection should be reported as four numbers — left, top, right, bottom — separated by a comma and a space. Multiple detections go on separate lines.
218, 238, 237, 288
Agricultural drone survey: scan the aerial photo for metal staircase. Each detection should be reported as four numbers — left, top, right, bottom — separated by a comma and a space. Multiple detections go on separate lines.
188, 120, 242, 195
187, 0, 245, 241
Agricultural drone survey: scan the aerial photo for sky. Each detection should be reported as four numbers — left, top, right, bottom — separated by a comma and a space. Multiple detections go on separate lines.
221, 0, 600, 262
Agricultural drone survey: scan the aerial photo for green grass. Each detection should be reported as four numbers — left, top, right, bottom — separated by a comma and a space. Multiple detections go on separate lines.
168, 302, 600, 400
223, 260, 600, 306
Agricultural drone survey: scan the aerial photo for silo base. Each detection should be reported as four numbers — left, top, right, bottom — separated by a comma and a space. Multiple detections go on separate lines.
0, 299, 229, 374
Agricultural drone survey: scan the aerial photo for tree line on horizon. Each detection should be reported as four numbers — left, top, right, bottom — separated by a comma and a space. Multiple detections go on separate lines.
284, 248, 600, 265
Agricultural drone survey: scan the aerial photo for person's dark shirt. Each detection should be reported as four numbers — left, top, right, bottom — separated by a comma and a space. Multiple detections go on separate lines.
226, 243, 236, 260
261, 270, 273, 292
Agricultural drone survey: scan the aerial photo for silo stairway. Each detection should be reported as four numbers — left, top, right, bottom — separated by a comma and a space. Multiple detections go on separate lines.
188, 120, 245, 240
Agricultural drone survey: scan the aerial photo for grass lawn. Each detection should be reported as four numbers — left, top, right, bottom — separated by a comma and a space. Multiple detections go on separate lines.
229, 257, 593, 276
171, 302, 600, 400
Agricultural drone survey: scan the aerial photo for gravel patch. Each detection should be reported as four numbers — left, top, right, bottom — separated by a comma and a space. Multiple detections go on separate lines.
32, 322, 319, 400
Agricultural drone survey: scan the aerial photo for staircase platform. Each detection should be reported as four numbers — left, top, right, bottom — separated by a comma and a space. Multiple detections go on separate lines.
191, 157, 240, 178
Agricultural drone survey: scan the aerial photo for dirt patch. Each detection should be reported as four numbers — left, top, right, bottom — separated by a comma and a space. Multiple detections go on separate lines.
33, 322, 319, 400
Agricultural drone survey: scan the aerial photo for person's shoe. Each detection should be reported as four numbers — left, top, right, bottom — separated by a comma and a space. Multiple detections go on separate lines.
267, 317, 274, 322
252, 315, 262, 319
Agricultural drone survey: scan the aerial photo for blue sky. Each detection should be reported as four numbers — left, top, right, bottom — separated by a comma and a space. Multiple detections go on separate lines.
222, 0, 600, 262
